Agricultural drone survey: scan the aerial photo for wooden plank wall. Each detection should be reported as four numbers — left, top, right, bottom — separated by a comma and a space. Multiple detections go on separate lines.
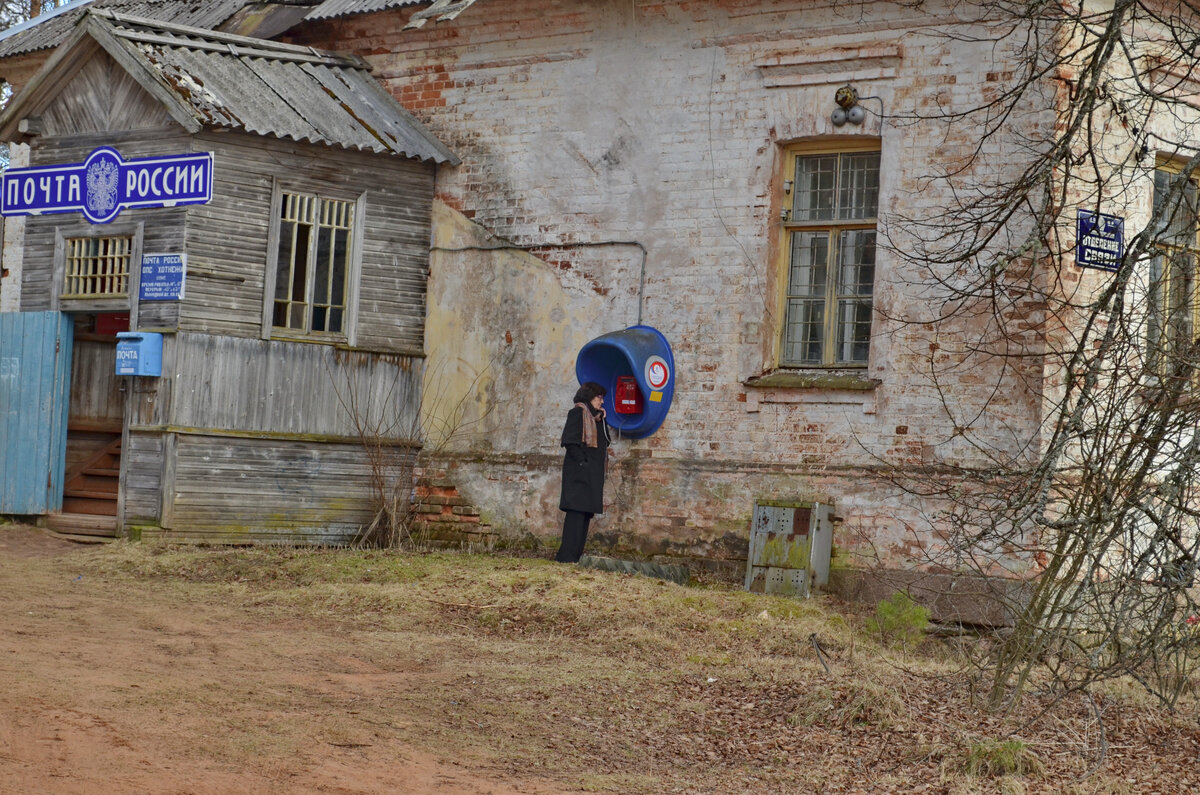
39, 56, 176, 137
187, 131, 436, 353
152, 435, 379, 544
122, 431, 163, 524
163, 331, 421, 436
68, 339, 124, 429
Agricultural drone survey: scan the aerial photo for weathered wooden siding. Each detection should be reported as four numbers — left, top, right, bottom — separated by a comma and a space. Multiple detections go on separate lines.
186, 131, 435, 352
68, 338, 123, 429
154, 331, 421, 436
39, 55, 175, 137
136, 299, 180, 331
148, 434, 382, 543
122, 430, 163, 524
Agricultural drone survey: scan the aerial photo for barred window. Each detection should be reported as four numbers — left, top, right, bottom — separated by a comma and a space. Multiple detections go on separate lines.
780, 148, 879, 367
273, 193, 355, 335
62, 236, 131, 298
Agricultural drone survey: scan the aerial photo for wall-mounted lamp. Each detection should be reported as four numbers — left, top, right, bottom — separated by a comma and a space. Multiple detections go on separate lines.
783, 180, 793, 194
831, 84, 865, 127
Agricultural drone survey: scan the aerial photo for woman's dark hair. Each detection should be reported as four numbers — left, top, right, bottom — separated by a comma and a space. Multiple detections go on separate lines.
573, 381, 607, 404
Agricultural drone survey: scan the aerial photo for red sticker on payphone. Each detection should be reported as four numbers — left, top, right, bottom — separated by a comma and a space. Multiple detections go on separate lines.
645, 356, 670, 390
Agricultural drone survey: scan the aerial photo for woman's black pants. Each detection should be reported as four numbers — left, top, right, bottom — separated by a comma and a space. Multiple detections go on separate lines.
556, 510, 593, 563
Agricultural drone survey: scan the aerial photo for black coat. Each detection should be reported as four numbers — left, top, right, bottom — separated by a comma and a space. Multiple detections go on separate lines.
559, 405, 609, 514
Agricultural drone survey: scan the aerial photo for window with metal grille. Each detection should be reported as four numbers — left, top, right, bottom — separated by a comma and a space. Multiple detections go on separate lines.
780, 148, 879, 367
272, 192, 355, 335
1149, 165, 1200, 380
62, 236, 132, 298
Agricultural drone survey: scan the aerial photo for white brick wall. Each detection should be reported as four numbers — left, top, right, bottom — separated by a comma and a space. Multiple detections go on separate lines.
294, 0, 1061, 569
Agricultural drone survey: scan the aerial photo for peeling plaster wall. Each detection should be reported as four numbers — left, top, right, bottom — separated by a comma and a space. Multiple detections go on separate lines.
0, 143, 27, 312
294, 0, 1058, 571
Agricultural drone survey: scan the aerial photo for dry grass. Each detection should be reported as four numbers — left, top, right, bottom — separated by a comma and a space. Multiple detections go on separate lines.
7, 539, 1200, 793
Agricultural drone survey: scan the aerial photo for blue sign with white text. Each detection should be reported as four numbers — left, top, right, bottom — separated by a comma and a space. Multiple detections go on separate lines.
1, 146, 213, 224
1076, 208, 1124, 271
139, 253, 186, 301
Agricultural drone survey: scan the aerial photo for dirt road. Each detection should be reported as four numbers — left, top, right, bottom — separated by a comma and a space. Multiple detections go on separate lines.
5, 522, 1200, 794
0, 524, 568, 794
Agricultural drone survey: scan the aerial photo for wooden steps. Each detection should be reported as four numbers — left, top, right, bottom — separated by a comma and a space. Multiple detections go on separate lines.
44, 512, 118, 537
59, 435, 122, 534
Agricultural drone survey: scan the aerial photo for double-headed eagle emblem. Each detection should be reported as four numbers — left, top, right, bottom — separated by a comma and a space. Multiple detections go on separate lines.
86, 157, 119, 216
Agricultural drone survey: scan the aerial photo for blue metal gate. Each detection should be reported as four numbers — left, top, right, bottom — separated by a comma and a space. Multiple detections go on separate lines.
0, 312, 73, 514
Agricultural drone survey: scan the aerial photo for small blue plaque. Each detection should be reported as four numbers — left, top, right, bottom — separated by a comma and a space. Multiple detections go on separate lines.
1077, 209, 1124, 272
139, 253, 186, 301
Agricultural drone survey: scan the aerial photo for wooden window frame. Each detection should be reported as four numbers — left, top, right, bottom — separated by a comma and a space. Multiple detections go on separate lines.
775, 141, 880, 369
261, 181, 366, 346
53, 222, 144, 316
1149, 161, 1200, 381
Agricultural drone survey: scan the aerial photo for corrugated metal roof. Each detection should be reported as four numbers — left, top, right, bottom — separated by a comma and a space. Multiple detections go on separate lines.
1, 11, 457, 163
304, 0, 423, 22
102, 11, 457, 162
0, 0, 248, 58
304, 0, 480, 28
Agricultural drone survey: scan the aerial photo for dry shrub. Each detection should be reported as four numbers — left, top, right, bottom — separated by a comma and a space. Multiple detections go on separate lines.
958, 738, 1044, 779
788, 681, 906, 729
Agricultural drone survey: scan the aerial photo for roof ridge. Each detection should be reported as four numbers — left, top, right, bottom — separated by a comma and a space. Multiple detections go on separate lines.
86, 8, 366, 67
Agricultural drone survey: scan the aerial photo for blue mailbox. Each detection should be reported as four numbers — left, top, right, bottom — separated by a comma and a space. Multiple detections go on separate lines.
115, 331, 163, 376
575, 324, 675, 439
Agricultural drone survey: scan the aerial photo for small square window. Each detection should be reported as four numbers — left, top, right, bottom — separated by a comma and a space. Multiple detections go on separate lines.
62, 235, 131, 298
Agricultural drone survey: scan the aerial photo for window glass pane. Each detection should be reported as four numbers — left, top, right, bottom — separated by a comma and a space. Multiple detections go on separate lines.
788, 231, 828, 298
784, 299, 824, 364
837, 152, 880, 220
1148, 252, 1165, 359
1169, 250, 1196, 351
315, 226, 332, 305
837, 230, 876, 296
290, 224, 309, 304
1155, 169, 1199, 243
274, 222, 296, 302
332, 228, 348, 306
793, 155, 837, 221
274, 194, 315, 330
836, 300, 872, 363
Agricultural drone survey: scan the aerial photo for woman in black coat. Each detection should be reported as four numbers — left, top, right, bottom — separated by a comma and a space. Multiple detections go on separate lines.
555, 381, 610, 563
